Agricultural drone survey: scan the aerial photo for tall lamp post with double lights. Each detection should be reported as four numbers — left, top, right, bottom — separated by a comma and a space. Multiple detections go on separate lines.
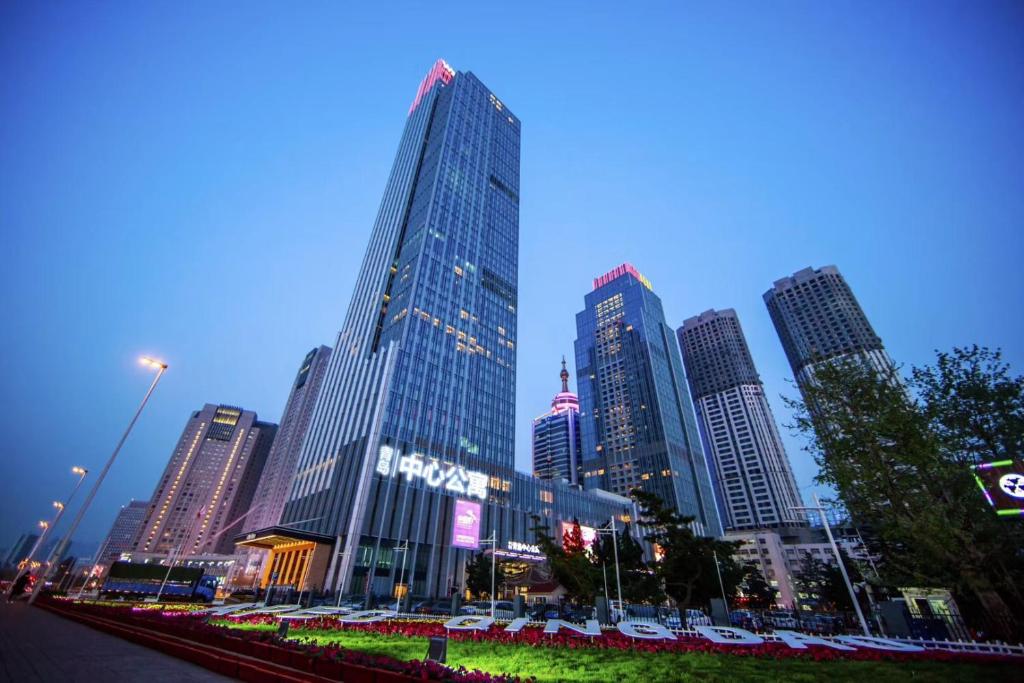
594, 516, 624, 622
29, 357, 167, 605
7, 466, 88, 599
6, 520, 49, 599
791, 494, 871, 636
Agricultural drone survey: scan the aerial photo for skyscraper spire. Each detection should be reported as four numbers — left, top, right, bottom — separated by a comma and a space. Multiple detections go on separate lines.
560, 356, 569, 393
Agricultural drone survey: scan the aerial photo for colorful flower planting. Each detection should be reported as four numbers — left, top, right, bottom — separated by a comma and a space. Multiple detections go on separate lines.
48, 599, 1020, 683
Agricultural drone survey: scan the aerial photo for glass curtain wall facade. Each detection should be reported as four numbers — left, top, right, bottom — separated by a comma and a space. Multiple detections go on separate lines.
575, 264, 723, 537
532, 359, 582, 484
270, 60, 635, 600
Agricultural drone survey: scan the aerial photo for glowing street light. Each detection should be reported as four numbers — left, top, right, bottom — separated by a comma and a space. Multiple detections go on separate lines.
29, 358, 167, 605
6, 467, 87, 599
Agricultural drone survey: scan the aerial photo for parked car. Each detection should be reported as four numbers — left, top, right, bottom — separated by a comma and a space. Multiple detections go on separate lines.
412, 599, 452, 615
559, 605, 594, 623
458, 600, 490, 615
529, 603, 561, 621
685, 608, 712, 627
729, 610, 764, 630
799, 613, 846, 634
334, 595, 366, 611
764, 610, 799, 629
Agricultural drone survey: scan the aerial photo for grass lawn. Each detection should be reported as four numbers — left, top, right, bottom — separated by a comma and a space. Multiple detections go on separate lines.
217, 621, 1013, 682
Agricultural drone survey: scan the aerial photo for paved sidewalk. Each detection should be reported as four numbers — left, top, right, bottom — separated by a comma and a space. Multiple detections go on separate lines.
0, 601, 231, 682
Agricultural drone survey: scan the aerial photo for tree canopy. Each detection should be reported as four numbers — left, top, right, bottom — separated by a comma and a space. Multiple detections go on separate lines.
784, 345, 1024, 638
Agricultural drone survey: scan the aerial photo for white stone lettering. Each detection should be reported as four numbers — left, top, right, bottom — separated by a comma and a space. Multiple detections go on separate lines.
543, 619, 601, 636
694, 626, 764, 645
444, 615, 495, 631
773, 630, 856, 651
616, 620, 677, 641
504, 617, 530, 633
340, 610, 397, 624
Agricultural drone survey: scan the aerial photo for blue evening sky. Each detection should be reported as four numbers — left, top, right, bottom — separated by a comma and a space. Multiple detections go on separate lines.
1, 2, 1022, 547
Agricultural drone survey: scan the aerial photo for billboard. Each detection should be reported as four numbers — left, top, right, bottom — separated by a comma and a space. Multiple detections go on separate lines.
560, 521, 598, 551
452, 500, 482, 549
972, 459, 1024, 517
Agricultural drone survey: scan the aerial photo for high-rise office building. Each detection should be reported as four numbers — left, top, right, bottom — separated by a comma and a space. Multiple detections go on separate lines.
246, 346, 332, 534
764, 265, 893, 384
532, 359, 582, 484
237, 60, 633, 599
678, 309, 804, 531
236, 346, 332, 585
133, 404, 277, 557
3, 533, 39, 568
96, 499, 149, 568
575, 263, 722, 536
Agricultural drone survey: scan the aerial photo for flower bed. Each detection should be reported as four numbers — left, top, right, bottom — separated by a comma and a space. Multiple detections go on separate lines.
47, 598, 1018, 683
48, 599, 518, 682
218, 612, 1014, 665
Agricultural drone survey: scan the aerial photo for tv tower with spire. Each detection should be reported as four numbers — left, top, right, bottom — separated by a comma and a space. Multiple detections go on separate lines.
532, 357, 582, 485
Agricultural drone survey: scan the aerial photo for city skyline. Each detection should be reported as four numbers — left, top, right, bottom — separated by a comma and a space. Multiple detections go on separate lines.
2, 3, 1023, 546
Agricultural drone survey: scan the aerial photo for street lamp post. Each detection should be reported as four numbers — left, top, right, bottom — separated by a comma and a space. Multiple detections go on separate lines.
8, 466, 88, 599
595, 516, 624, 621
478, 530, 498, 618
29, 357, 167, 606
791, 495, 871, 636
712, 550, 730, 614
393, 541, 409, 613
6, 520, 49, 600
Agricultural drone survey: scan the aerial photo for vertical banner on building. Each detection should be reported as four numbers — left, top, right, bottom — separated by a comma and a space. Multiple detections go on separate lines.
452, 500, 481, 550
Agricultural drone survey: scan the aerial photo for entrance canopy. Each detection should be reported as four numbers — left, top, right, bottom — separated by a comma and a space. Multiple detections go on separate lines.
234, 527, 336, 591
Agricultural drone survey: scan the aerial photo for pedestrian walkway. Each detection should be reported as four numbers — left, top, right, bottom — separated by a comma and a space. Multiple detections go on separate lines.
0, 601, 231, 682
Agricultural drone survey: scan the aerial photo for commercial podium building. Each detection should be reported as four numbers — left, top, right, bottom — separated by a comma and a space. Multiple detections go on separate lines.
236, 60, 634, 600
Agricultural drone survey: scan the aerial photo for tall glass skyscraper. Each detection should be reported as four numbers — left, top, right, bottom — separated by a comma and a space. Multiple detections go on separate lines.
575, 264, 722, 537
237, 345, 332, 585
678, 309, 804, 531
247, 61, 633, 599
532, 359, 582, 484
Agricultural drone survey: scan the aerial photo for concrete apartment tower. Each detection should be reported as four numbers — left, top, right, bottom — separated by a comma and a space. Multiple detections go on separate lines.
133, 404, 277, 557
764, 265, 893, 385
678, 308, 804, 531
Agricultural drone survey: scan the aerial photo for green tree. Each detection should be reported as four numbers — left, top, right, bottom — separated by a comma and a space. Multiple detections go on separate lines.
784, 347, 1024, 638
740, 564, 778, 610
632, 489, 741, 610
465, 551, 505, 599
530, 516, 600, 605
610, 522, 664, 604
792, 551, 862, 612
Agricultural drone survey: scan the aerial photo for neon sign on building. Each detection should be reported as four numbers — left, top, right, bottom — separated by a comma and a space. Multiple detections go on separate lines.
592, 263, 653, 292
972, 459, 1024, 517
376, 445, 489, 500
408, 59, 455, 115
